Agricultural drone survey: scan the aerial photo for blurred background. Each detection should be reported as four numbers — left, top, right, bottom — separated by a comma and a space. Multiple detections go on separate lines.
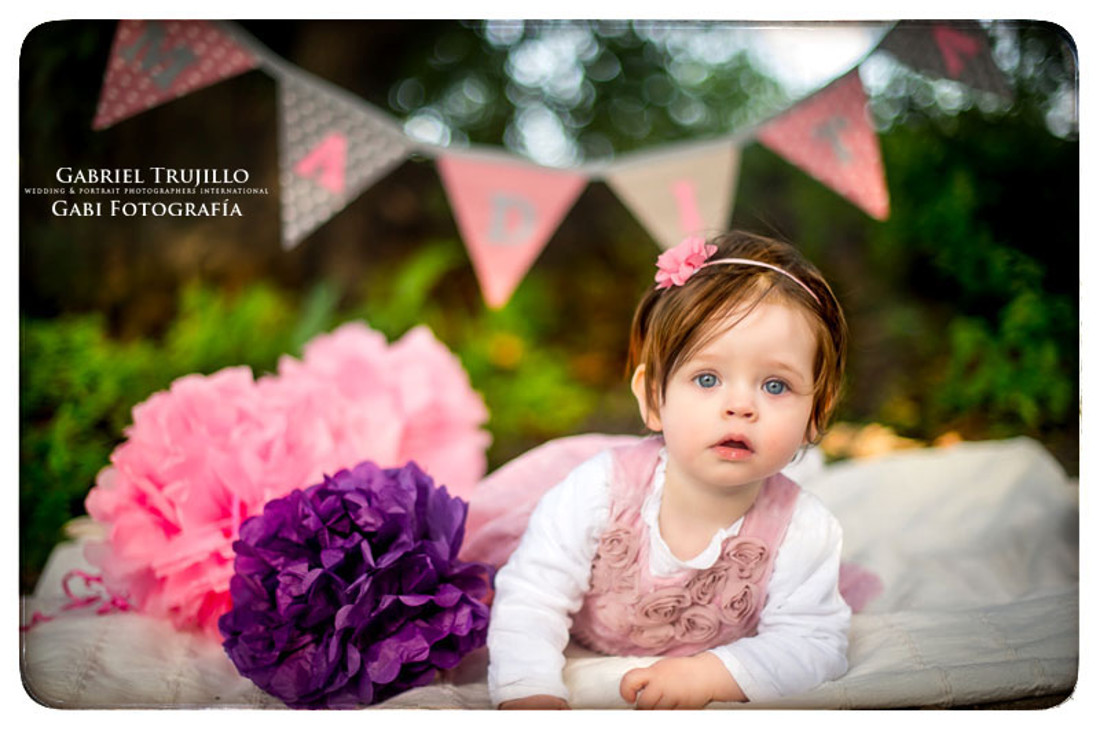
19, 20, 1078, 593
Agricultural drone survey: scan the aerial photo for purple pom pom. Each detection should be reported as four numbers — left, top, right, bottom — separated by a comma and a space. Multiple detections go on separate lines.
218, 461, 492, 708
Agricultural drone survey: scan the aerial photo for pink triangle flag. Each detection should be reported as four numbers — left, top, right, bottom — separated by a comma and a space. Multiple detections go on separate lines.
436, 153, 588, 308
92, 20, 259, 130
755, 70, 889, 220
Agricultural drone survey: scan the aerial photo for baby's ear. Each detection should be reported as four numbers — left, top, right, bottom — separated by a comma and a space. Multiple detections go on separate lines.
630, 365, 662, 432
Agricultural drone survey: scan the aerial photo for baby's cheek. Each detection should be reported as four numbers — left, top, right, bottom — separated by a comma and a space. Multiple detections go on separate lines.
763, 425, 808, 459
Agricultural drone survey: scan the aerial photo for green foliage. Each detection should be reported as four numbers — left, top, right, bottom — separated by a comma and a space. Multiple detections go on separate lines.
21, 315, 157, 588
939, 291, 1074, 433
163, 282, 301, 378
859, 97, 1077, 440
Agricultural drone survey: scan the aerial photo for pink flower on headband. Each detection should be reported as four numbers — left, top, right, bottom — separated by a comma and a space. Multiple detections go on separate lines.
655, 236, 717, 289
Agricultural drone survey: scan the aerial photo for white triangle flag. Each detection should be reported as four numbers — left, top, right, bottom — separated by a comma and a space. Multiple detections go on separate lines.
603, 139, 740, 250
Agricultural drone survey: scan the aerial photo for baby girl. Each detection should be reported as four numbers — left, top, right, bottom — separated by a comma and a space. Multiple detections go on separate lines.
488, 230, 851, 709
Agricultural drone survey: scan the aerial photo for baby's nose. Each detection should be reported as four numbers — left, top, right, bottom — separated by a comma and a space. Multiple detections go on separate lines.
724, 389, 757, 419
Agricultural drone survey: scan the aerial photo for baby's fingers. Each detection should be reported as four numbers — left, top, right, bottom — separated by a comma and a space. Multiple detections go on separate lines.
619, 667, 651, 703
634, 685, 665, 710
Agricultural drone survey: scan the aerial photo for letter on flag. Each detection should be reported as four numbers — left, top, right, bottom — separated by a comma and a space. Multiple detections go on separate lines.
436, 153, 588, 308
93, 20, 259, 130
294, 132, 349, 195
755, 70, 890, 220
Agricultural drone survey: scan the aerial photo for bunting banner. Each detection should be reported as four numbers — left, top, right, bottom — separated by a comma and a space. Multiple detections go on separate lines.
603, 139, 741, 250
436, 152, 588, 308
93, 20, 260, 130
276, 71, 414, 250
877, 21, 1013, 100
84, 20, 1023, 306
755, 70, 890, 221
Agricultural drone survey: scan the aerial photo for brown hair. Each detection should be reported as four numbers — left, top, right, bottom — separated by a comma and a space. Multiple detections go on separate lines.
627, 230, 848, 442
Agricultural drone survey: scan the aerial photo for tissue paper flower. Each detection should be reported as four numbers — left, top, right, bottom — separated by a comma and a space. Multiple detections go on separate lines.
275, 323, 490, 499
218, 460, 491, 708
83, 367, 285, 633
84, 322, 490, 637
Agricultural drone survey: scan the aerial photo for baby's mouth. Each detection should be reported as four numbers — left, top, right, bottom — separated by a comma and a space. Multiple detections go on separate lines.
714, 436, 754, 454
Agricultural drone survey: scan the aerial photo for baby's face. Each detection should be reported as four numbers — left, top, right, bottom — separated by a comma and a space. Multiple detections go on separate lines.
650, 301, 817, 498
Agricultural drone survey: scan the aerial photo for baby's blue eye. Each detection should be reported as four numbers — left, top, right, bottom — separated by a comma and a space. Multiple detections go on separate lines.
693, 373, 719, 389
763, 379, 788, 395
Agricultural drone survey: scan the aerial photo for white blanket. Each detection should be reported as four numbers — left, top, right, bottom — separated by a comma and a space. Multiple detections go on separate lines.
20, 437, 1078, 709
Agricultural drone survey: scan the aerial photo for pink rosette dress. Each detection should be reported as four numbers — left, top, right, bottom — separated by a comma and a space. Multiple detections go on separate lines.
476, 434, 882, 705
464, 433, 884, 615
569, 436, 798, 656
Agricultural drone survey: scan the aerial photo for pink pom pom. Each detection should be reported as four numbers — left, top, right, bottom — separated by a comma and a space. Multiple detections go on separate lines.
83, 322, 491, 637
388, 326, 490, 499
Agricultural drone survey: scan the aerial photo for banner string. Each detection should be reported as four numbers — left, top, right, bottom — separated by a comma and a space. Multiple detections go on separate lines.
216, 20, 901, 178
86, 20, 1011, 302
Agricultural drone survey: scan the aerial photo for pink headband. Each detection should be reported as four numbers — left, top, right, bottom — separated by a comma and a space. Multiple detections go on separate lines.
654, 236, 820, 305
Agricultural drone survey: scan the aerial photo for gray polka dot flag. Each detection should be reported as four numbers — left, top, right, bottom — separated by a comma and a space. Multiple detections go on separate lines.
877, 21, 1013, 101
275, 70, 414, 250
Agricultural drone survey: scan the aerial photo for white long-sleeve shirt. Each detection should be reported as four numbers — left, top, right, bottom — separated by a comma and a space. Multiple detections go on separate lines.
487, 448, 851, 706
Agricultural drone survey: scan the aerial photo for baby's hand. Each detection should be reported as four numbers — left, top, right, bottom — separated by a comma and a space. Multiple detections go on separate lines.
620, 654, 746, 710
498, 694, 571, 710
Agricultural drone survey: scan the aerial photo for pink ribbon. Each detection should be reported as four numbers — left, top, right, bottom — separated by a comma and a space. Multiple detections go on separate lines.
20, 570, 132, 632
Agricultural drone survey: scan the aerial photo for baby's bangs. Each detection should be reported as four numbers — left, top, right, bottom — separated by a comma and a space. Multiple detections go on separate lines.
666, 275, 777, 376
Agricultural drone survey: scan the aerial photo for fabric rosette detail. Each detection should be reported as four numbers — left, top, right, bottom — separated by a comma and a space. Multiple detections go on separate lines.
629, 587, 692, 650
718, 537, 769, 582
83, 321, 490, 638
589, 523, 641, 594
218, 460, 492, 709
629, 622, 677, 650
673, 604, 722, 645
685, 565, 728, 605
634, 586, 692, 626
717, 580, 759, 628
